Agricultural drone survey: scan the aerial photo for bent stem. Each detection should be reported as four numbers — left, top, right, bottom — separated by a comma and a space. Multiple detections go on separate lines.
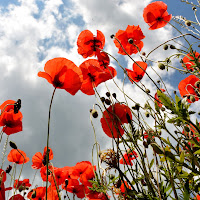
46, 87, 56, 200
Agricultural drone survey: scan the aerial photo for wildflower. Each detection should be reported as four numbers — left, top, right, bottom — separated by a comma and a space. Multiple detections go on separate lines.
32, 146, 53, 169
38, 57, 83, 95
80, 59, 114, 95
182, 52, 200, 71
125, 61, 147, 83
27, 187, 46, 200
9, 194, 25, 200
14, 179, 31, 191
119, 150, 138, 166
0, 100, 23, 135
7, 149, 29, 164
143, 1, 172, 30
77, 30, 105, 58
178, 75, 200, 103
100, 103, 132, 138
114, 25, 145, 55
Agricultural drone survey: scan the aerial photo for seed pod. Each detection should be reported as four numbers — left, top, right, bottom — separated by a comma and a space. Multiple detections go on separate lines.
91, 109, 98, 118
190, 95, 196, 102
145, 89, 150, 94
185, 20, 191, 26
145, 111, 149, 118
158, 63, 165, 70
170, 44, 176, 49
163, 44, 168, 50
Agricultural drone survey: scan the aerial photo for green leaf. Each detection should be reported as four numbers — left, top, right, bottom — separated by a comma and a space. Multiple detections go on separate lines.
194, 149, 200, 154
149, 159, 154, 169
180, 151, 185, 164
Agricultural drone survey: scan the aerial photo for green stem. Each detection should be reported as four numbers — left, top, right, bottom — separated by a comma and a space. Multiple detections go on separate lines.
46, 87, 56, 200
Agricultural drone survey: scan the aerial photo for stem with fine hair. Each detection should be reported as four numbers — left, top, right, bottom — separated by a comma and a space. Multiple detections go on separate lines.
46, 87, 56, 200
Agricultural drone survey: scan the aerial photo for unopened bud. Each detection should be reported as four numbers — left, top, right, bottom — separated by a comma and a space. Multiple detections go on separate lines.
9, 141, 17, 149
91, 109, 98, 118
185, 20, 191, 26
158, 63, 165, 70
145, 111, 149, 118
105, 99, 111, 105
106, 92, 110, 97
112, 93, 116, 99
110, 34, 115, 39
141, 52, 146, 56
170, 45, 176, 49
135, 103, 140, 111
100, 97, 105, 103
192, 6, 197, 11
145, 89, 150, 94
5, 165, 12, 174
163, 44, 168, 50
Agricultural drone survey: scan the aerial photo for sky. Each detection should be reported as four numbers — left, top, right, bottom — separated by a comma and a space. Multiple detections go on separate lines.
0, 0, 199, 198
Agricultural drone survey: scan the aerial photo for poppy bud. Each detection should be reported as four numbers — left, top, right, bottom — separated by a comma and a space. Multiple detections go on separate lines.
163, 44, 168, 50
109, 174, 115, 180
158, 63, 165, 70
5, 165, 12, 173
184, 126, 190, 132
173, 90, 177, 94
112, 93, 116, 98
170, 44, 176, 49
141, 52, 146, 56
190, 95, 196, 102
161, 107, 165, 112
64, 195, 66, 199
105, 99, 111, 105
135, 103, 140, 111
145, 89, 150, 94
192, 6, 197, 11
145, 111, 149, 118
110, 34, 115, 39
157, 80, 160, 84
9, 141, 17, 149
14, 99, 21, 114
106, 92, 110, 97
100, 97, 105, 103
195, 81, 200, 88
128, 38, 133, 44
185, 20, 191, 26
91, 109, 98, 118
143, 141, 148, 148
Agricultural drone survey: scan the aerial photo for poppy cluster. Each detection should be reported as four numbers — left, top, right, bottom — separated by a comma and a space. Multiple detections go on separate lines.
143, 1, 172, 30
0, 100, 23, 135
100, 103, 132, 138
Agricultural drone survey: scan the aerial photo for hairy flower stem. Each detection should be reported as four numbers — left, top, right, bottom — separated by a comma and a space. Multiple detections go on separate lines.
46, 87, 56, 200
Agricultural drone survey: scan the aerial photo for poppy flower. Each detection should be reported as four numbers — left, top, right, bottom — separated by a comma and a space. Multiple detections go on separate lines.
0, 100, 23, 135
143, 1, 172, 30
80, 59, 114, 95
32, 146, 53, 169
197, 194, 200, 200
115, 180, 131, 198
87, 191, 108, 200
77, 30, 105, 58
46, 186, 60, 200
65, 179, 85, 199
27, 187, 46, 200
178, 75, 200, 103
125, 61, 147, 83
50, 167, 66, 187
38, 58, 83, 95
7, 149, 29, 164
14, 179, 31, 191
9, 194, 25, 200
182, 52, 200, 71
114, 25, 145, 55
71, 161, 96, 185
97, 52, 117, 79
119, 150, 138, 166
155, 89, 165, 107
100, 103, 132, 138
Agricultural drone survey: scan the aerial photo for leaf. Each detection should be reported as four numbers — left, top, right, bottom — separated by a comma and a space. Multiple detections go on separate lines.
180, 151, 185, 164
149, 159, 154, 169
151, 143, 164, 154
194, 149, 200, 155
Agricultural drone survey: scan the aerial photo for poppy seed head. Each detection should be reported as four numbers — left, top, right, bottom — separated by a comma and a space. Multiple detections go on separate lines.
91, 109, 98, 118
163, 44, 168, 50
158, 63, 165, 70
128, 38, 133, 44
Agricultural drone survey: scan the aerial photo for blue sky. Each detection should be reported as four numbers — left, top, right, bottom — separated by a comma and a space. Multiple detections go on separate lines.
0, 0, 199, 198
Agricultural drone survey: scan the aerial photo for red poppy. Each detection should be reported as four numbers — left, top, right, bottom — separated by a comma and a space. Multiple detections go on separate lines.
66, 179, 85, 199
97, 52, 117, 79
77, 30, 105, 58
197, 194, 200, 200
143, 1, 172, 30
40, 165, 53, 182
178, 75, 200, 103
38, 58, 83, 95
182, 52, 200, 71
9, 194, 25, 200
155, 89, 165, 107
100, 103, 132, 138
14, 179, 31, 191
114, 25, 145, 55
0, 100, 23, 135
46, 186, 60, 200
50, 167, 66, 187
71, 161, 96, 185
115, 181, 131, 197
87, 191, 108, 200
32, 146, 53, 169
125, 61, 147, 83
0, 169, 6, 200
27, 187, 46, 200
119, 150, 138, 166
80, 59, 114, 95
7, 149, 29, 164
